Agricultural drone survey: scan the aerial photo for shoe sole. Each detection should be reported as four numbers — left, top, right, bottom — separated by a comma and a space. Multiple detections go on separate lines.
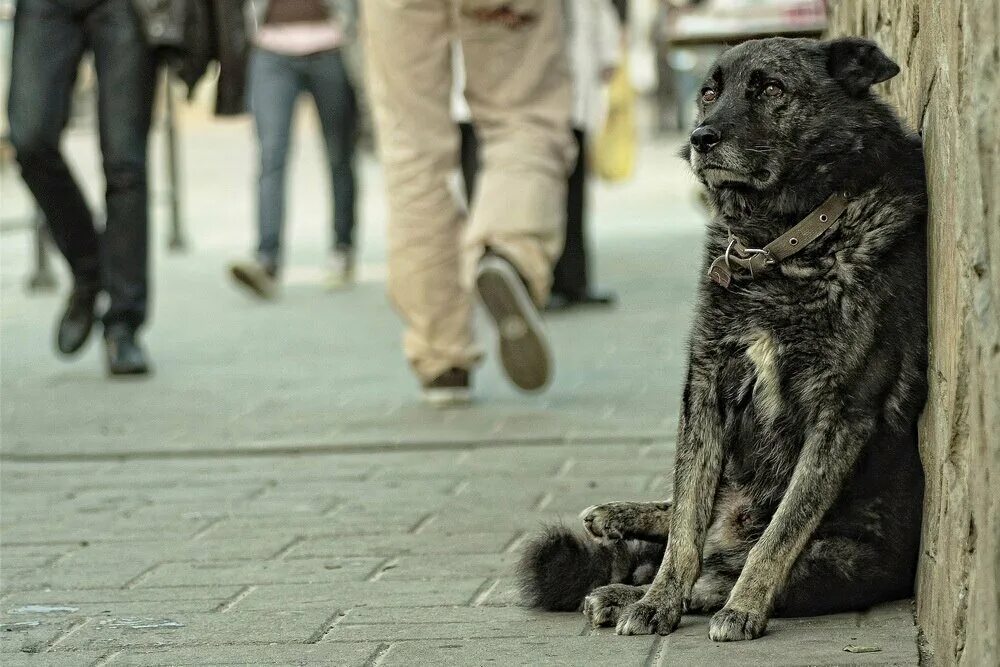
476, 256, 552, 392
422, 387, 473, 408
230, 265, 276, 299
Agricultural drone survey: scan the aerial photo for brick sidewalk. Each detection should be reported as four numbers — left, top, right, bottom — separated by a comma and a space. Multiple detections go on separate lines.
1, 112, 918, 664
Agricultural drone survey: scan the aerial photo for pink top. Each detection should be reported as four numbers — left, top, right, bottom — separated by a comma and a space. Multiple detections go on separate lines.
255, 21, 344, 56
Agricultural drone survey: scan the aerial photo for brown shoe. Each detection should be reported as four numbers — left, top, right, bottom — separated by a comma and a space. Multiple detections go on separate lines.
476, 254, 552, 392
422, 368, 472, 407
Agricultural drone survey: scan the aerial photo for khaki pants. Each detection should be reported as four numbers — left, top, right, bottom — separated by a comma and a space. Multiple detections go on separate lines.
364, 0, 575, 381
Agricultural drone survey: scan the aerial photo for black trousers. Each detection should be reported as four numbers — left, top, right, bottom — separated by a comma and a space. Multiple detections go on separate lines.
459, 124, 590, 298
8, 0, 157, 329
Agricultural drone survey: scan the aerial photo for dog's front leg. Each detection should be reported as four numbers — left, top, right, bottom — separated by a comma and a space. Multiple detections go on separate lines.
709, 405, 874, 642
616, 371, 725, 636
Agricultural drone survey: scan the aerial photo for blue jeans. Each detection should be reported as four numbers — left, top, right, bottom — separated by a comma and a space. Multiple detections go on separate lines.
7, 0, 156, 329
250, 48, 357, 271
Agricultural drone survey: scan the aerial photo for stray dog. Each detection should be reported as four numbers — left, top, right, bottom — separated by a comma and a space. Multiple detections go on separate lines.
518, 37, 927, 642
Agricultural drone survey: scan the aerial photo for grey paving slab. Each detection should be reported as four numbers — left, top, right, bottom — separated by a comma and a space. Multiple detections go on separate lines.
379, 636, 660, 667
108, 643, 382, 666
660, 602, 918, 666
58, 608, 341, 650
286, 531, 518, 558
136, 558, 385, 588
0, 651, 110, 665
233, 579, 490, 610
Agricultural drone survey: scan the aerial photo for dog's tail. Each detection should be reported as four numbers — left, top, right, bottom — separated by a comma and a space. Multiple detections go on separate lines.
516, 525, 665, 612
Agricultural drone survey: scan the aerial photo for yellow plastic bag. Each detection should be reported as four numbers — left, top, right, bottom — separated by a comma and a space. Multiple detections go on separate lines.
591, 58, 636, 183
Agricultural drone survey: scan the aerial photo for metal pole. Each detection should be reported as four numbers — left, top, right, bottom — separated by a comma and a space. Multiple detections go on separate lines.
163, 69, 186, 251
26, 208, 58, 292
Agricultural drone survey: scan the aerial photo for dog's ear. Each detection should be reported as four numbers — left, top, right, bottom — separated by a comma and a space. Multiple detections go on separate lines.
825, 38, 900, 96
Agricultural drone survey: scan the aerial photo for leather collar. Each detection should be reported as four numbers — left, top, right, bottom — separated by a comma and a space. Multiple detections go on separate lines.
707, 192, 850, 288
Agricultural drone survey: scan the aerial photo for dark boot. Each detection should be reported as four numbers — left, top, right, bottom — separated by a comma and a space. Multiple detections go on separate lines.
104, 323, 150, 376
56, 286, 99, 356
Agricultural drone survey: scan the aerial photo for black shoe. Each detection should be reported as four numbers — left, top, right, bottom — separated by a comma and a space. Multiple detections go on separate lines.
56, 286, 99, 356
476, 254, 552, 392
422, 367, 472, 407
546, 289, 617, 311
104, 324, 150, 376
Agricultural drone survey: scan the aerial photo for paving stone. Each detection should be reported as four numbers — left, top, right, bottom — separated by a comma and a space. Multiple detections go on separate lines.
58, 609, 341, 650
137, 558, 385, 588
232, 579, 489, 611
1, 651, 109, 665
108, 643, 382, 666
379, 636, 659, 666
325, 614, 587, 642
660, 604, 918, 666
287, 531, 518, 558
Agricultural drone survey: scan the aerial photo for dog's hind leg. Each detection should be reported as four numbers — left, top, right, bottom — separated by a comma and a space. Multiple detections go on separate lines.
580, 501, 672, 543
773, 535, 916, 617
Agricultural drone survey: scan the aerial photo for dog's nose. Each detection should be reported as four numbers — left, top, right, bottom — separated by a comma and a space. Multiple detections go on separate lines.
690, 126, 722, 153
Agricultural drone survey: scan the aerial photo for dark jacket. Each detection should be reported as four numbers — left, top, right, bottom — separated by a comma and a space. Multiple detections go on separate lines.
130, 0, 249, 116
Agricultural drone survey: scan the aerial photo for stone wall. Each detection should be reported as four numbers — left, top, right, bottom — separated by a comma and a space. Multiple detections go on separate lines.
827, 2, 999, 664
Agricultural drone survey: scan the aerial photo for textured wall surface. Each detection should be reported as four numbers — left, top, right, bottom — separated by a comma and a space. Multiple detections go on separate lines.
827, 2, 999, 664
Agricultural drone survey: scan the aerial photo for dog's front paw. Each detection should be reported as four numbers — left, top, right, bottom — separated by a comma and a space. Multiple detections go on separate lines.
615, 600, 681, 636
583, 584, 645, 627
708, 607, 767, 642
579, 503, 627, 541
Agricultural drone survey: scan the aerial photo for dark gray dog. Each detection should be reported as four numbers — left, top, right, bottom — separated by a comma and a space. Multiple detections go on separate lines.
518, 36, 927, 642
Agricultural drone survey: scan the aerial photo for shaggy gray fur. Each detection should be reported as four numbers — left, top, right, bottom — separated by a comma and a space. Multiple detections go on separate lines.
518, 36, 927, 643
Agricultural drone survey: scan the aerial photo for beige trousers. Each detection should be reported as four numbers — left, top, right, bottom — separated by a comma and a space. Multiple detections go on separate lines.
364, 0, 575, 381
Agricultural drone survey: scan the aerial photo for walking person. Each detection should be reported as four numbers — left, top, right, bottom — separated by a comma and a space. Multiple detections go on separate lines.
8, 0, 158, 375
364, 0, 575, 405
454, 1, 622, 311
549, 0, 622, 310
229, 0, 359, 298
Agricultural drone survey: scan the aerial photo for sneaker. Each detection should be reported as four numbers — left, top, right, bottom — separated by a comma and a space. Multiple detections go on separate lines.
422, 367, 472, 407
475, 253, 552, 392
229, 259, 277, 299
325, 248, 355, 290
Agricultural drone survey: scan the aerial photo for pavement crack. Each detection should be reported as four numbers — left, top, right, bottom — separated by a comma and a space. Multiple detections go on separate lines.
469, 578, 500, 607
532, 492, 554, 511
364, 642, 393, 667
91, 649, 123, 666
306, 609, 348, 644
367, 557, 400, 582
408, 512, 437, 534
502, 530, 527, 554
644, 636, 666, 667
43, 618, 88, 652
190, 516, 225, 541
121, 563, 161, 590
269, 536, 305, 560
553, 458, 576, 478
215, 585, 256, 612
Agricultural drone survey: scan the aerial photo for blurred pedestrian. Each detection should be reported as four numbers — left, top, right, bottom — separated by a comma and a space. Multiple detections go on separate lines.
8, 0, 158, 375
549, 0, 622, 310
364, 0, 574, 405
455, 1, 622, 311
229, 0, 359, 298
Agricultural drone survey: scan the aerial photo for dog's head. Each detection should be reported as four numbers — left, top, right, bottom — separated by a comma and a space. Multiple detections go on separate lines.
684, 37, 900, 194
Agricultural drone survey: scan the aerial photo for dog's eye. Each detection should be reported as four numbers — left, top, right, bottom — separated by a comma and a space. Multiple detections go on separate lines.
763, 83, 784, 97
701, 88, 718, 103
